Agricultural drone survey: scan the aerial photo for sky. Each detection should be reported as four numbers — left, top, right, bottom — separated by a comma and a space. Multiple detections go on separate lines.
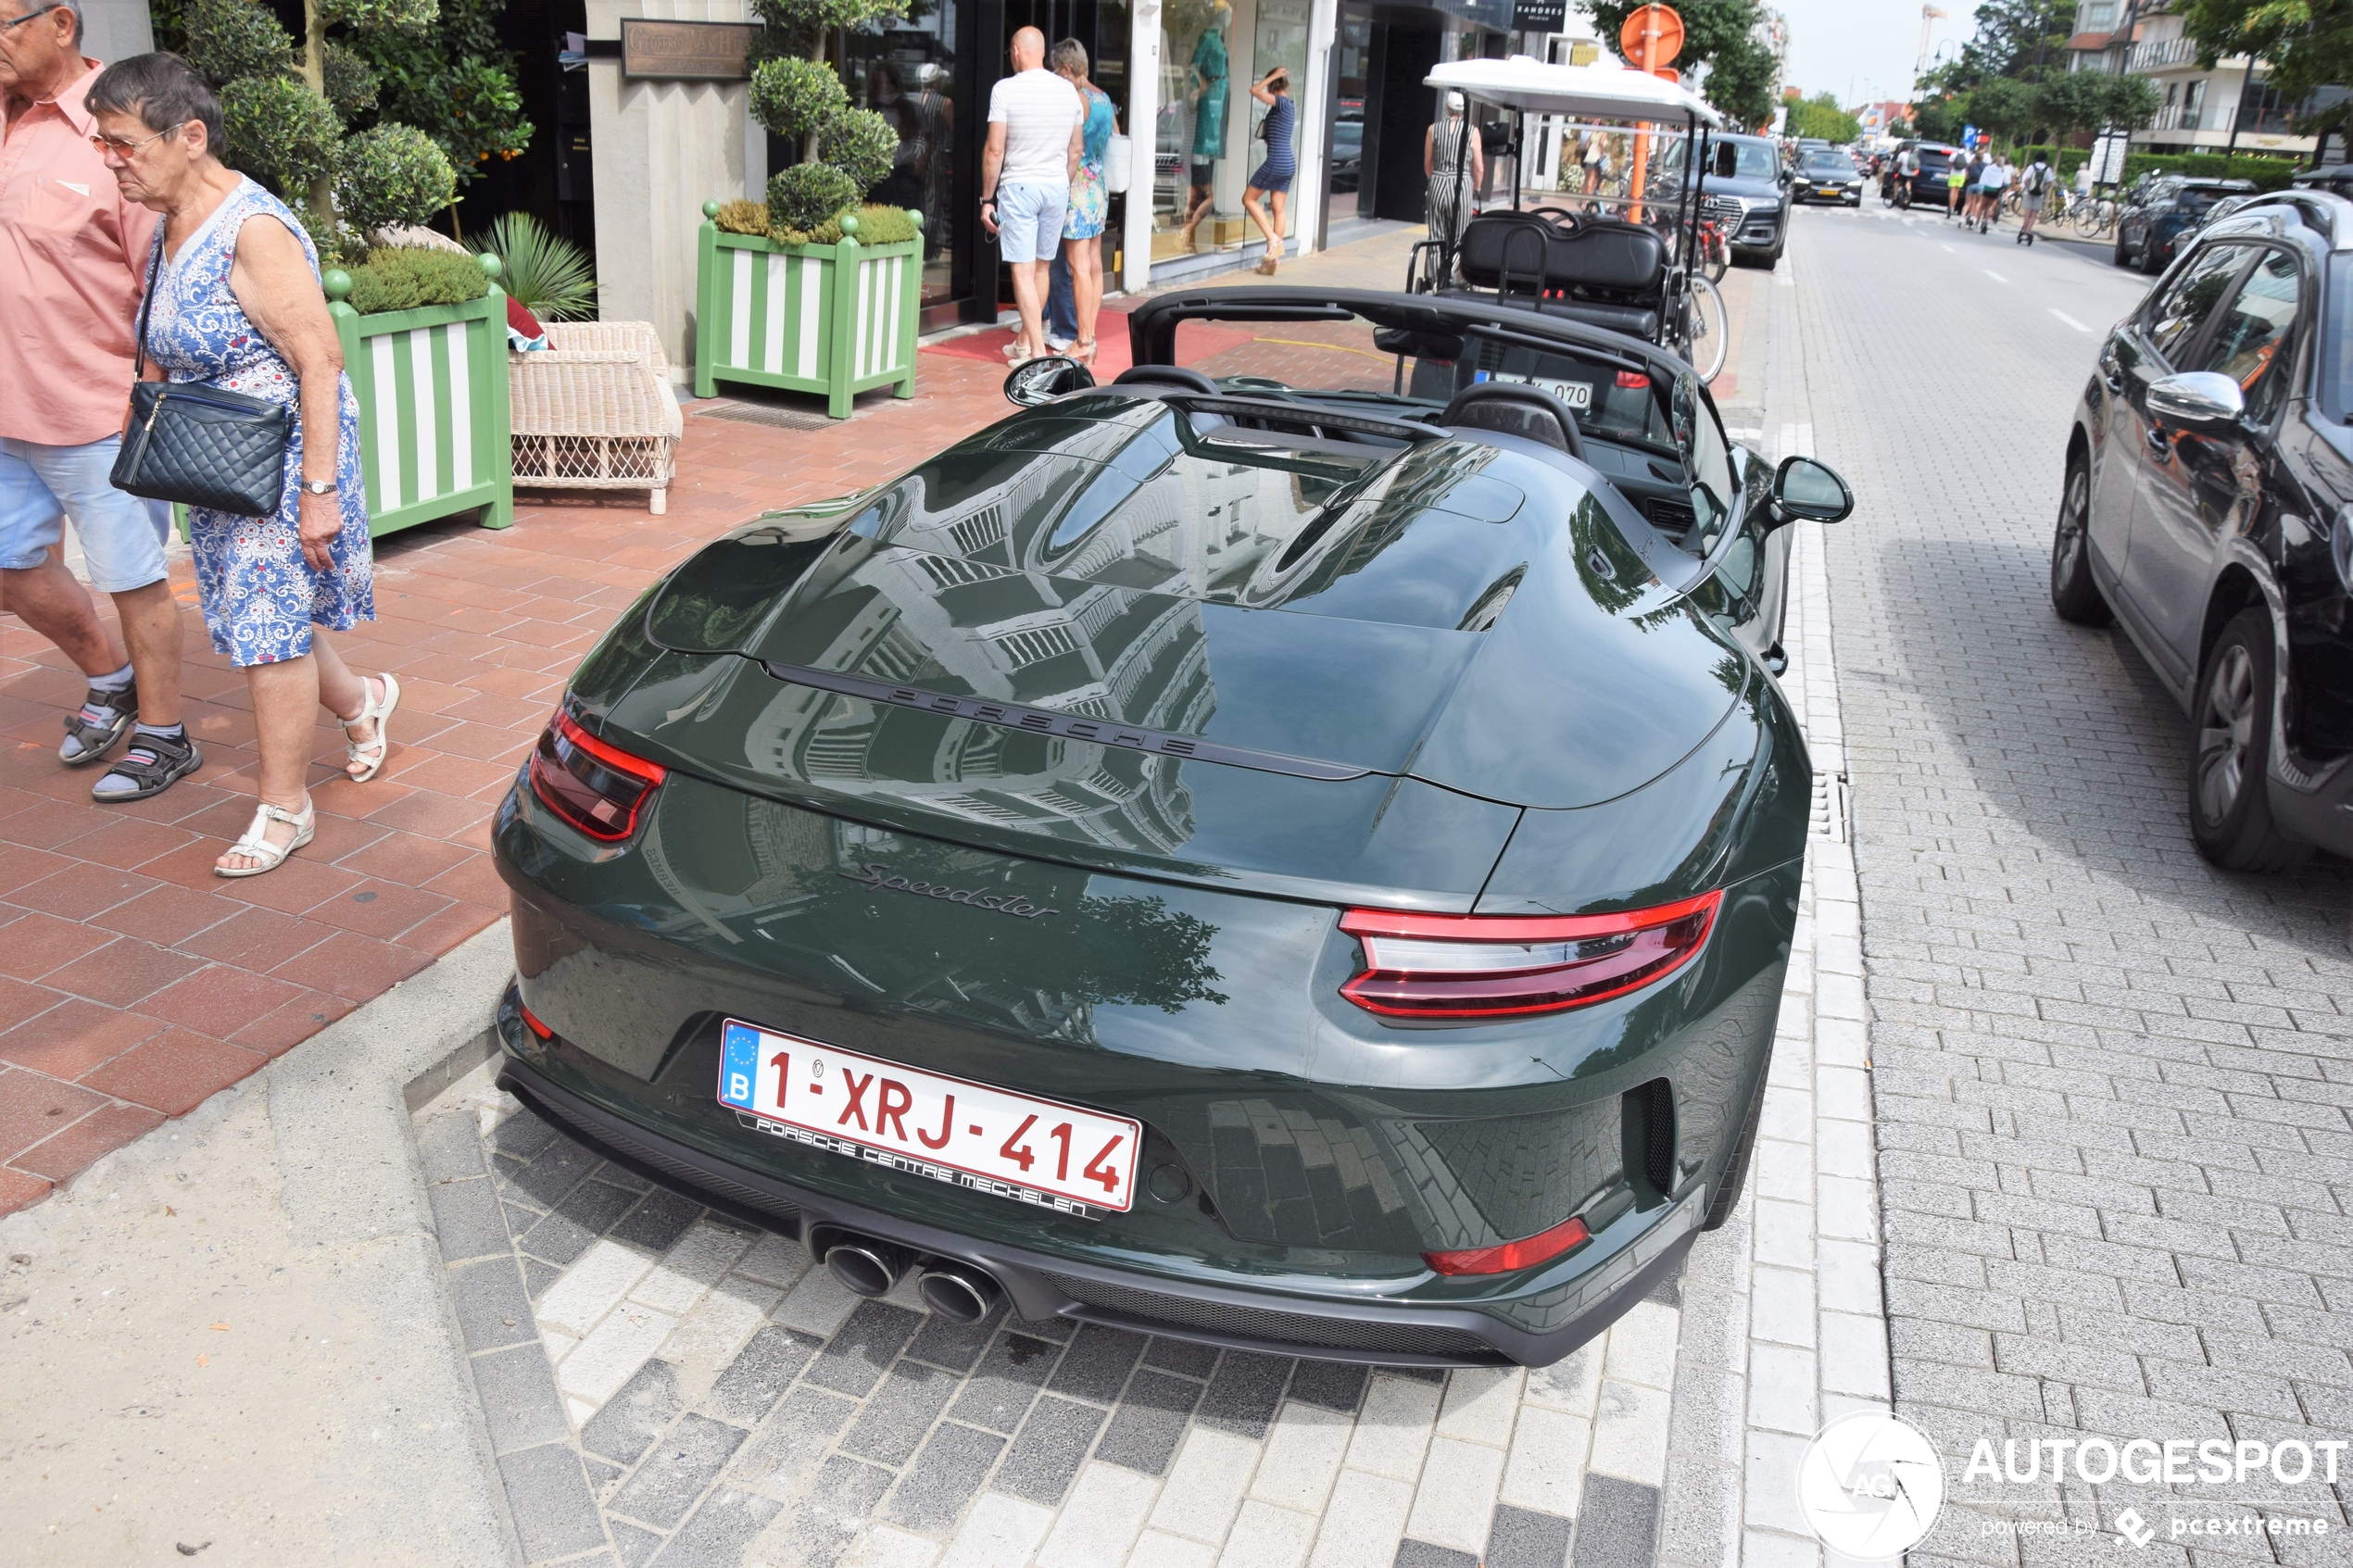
1772, 0, 1974, 108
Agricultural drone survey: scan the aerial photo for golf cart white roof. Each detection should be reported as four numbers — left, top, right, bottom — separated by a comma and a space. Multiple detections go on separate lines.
1424, 55, 1724, 129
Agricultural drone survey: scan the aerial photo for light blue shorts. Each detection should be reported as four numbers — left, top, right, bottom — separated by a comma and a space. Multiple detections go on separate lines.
0, 435, 172, 593
996, 181, 1069, 263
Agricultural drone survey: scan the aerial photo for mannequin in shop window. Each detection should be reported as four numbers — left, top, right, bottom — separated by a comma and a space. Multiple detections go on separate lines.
1179, 0, 1231, 251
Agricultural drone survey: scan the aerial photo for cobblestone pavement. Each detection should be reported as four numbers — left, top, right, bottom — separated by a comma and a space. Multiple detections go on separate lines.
1798, 202, 2353, 1562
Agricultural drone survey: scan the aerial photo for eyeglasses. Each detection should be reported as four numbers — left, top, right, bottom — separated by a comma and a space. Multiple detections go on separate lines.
0, 3, 63, 31
89, 124, 180, 157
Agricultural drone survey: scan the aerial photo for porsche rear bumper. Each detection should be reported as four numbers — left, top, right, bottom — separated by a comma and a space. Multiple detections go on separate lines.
495, 995, 1705, 1368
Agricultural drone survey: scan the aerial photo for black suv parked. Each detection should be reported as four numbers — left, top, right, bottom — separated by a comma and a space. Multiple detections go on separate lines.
2115, 176, 2259, 274
1878, 140, 1963, 206
2054, 191, 2353, 868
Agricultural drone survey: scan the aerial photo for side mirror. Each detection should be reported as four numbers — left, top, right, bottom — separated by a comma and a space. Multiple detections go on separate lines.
1773, 455, 1853, 523
1003, 356, 1096, 407
2147, 370, 2246, 433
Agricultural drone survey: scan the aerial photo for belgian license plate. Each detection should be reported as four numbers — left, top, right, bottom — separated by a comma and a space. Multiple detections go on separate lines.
1482, 371, 1593, 410
716, 1021, 1141, 1214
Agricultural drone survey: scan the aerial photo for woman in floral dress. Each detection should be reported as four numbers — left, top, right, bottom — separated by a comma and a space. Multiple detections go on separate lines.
1051, 39, 1117, 366
88, 54, 399, 877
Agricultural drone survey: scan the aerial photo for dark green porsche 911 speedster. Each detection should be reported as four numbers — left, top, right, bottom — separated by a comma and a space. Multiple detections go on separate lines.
490, 288, 1853, 1368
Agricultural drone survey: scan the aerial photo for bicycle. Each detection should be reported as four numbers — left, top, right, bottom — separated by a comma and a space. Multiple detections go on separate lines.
1678, 270, 1730, 384
2073, 193, 2118, 238
1695, 217, 1730, 282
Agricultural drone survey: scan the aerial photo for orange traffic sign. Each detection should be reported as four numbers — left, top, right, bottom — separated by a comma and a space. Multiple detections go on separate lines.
1618, 3, 1684, 69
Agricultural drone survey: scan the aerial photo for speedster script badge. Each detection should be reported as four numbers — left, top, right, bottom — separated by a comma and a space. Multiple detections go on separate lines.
837, 863, 1060, 921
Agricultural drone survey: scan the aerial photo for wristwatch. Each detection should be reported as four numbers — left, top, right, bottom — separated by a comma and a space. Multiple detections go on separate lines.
301, 479, 336, 495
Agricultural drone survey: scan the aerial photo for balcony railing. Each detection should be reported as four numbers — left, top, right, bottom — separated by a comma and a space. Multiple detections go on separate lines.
2152, 100, 2204, 130
2130, 35, 2198, 69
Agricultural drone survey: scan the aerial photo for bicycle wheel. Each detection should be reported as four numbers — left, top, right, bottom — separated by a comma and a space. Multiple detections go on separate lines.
1685, 273, 1730, 384
2073, 198, 2103, 238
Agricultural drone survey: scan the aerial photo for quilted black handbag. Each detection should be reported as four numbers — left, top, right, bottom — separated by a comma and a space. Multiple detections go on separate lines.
108, 242, 290, 518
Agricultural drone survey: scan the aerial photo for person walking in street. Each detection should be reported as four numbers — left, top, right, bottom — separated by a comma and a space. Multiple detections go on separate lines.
0, 0, 197, 802
1425, 91, 1479, 258
978, 26, 1082, 365
1579, 127, 1604, 196
1946, 151, 1969, 220
2017, 152, 2054, 245
1043, 38, 1114, 363
88, 54, 396, 876
1241, 65, 1293, 275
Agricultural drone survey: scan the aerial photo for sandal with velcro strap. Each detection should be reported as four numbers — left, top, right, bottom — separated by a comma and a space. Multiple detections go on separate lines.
216, 797, 315, 879
91, 729, 202, 803
344, 672, 401, 784
59, 683, 138, 767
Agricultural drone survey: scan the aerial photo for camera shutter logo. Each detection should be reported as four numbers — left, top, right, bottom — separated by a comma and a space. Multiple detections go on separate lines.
1795, 1411, 1945, 1559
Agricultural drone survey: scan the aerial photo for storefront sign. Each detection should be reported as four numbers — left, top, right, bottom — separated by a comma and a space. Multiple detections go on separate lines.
1511, 0, 1567, 31
619, 19, 757, 82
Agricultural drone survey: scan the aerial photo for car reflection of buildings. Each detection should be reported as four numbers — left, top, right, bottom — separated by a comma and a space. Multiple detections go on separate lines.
740, 426, 1321, 859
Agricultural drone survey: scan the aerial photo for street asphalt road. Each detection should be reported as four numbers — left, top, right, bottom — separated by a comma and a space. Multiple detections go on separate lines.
1806, 195, 2353, 1563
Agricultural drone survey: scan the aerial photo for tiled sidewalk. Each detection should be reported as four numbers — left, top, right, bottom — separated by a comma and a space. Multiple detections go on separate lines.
0, 353, 1013, 1215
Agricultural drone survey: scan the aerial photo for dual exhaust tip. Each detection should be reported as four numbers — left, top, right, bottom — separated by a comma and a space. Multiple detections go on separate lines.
820, 1233, 1000, 1323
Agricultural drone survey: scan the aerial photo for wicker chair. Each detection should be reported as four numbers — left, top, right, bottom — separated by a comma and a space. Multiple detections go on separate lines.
509, 321, 684, 514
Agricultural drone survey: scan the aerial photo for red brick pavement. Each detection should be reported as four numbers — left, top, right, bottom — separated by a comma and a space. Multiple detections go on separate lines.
0, 351, 1013, 1214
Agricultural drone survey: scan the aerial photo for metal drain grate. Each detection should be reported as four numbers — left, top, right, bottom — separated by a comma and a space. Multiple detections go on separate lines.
1809, 771, 1852, 843
694, 400, 838, 432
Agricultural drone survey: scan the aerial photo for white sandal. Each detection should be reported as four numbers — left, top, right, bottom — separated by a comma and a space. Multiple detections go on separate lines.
344, 672, 401, 783
216, 797, 316, 878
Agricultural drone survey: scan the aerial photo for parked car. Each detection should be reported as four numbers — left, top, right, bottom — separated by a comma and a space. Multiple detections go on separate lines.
1330, 114, 1363, 194
2114, 176, 2259, 273
1791, 148, 1864, 206
1878, 140, 1964, 207
2053, 191, 2353, 870
492, 287, 1854, 1368
1655, 132, 1790, 267
2195, 190, 2268, 236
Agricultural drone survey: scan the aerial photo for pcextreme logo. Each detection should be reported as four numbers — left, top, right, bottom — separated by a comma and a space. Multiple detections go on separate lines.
1795, 1411, 1944, 1560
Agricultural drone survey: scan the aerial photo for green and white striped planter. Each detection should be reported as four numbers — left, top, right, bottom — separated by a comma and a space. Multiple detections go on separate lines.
323, 256, 516, 536
693, 206, 922, 418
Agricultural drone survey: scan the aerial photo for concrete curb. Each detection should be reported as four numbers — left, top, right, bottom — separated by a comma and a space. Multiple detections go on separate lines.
1, 921, 520, 1566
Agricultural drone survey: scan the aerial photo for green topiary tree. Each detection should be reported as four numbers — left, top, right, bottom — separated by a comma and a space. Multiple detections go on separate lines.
153, 0, 522, 248
745, 0, 910, 235
220, 74, 342, 193
336, 123, 459, 231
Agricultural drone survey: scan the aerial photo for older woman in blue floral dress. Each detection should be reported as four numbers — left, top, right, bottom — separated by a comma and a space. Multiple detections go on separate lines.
87, 54, 397, 877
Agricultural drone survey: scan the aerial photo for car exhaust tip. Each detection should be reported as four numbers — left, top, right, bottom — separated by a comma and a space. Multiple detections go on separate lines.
918, 1265, 1000, 1323
823, 1236, 911, 1298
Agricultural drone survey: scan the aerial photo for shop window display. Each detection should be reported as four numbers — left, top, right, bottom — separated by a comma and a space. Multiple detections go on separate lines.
1154, 0, 1306, 260
844, 6, 964, 307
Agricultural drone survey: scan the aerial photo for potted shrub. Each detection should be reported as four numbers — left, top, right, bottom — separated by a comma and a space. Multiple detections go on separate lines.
324, 247, 516, 534
693, 0, 922, 417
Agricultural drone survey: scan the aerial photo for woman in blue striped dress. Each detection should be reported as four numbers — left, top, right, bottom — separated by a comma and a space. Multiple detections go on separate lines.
1243, 68, 1295, 275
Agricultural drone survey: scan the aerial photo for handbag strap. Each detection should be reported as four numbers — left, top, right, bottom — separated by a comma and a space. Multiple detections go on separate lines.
130, 231, 163, 382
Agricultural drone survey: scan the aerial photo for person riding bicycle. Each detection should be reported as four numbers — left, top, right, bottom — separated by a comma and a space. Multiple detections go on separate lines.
1893, 143, 1919, 203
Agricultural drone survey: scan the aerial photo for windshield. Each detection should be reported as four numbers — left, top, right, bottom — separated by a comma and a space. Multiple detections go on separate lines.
1803, 153, 1857, 176
1713, 141, 1780, 181
1170, 312, 1677, 453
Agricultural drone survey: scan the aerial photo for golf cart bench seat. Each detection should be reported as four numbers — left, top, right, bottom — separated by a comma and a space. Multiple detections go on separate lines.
1451, 211, 1667, 341
1440, 288, 1661, 342
1458, 211, 1667, 295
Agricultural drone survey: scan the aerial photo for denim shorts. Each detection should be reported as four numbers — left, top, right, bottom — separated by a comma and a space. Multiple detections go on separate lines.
0, 434, 172, 593
996, 182, 1069, 263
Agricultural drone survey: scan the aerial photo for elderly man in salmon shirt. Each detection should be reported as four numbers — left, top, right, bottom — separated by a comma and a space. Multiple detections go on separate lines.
0, 0, 197, 803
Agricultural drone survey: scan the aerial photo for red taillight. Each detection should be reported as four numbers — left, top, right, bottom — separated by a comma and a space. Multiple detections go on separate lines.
1616, 370, 1652, 389
1338, 891, 1722, 1019
528, 708, 667, 843
1425, 1214, 1592, 1275
520, 1003, 554, 1040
